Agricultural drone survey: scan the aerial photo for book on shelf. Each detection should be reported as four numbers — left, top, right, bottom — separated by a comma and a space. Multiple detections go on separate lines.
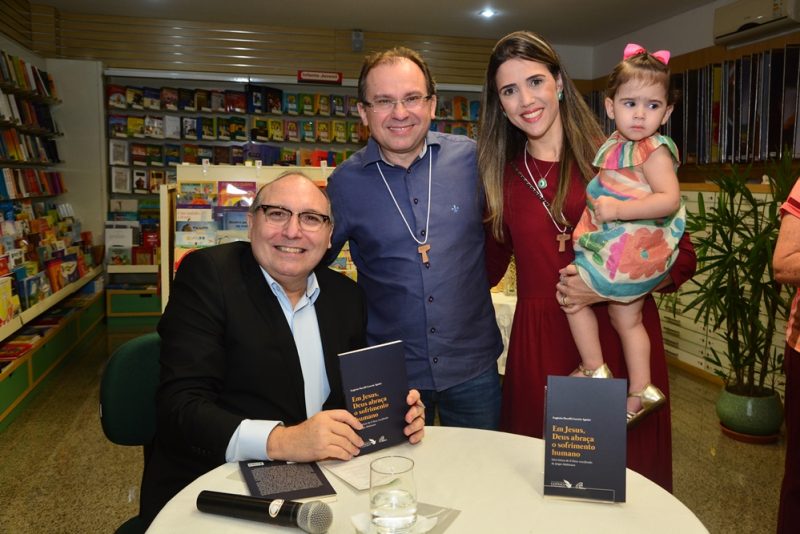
346, 95, 360, 117
245, 84, 264, 114
143, 87, 161, 110
316, 93, 331, 117
194, 89, 211, 112
215, 207, 248, 230
182, 144, 198, 164
230, 146, 245, 165
225, 90, 246, 113
766, 49, 783, 159
453, 95, 469, 120
144, 115, 164, 139
127, 116, 145, 138
132, 169, 149, 193
126, 86, 144, 110
265, 87, 283, 114
148, 169, 165, 193
197, 145, 213, 164
229, 117, 247, 141
130, 142, 147, 166
161, 87, 178, 111
178, 181, 216, 206
268, 119, 284, 142
178, 88, 196, 111
316, 121, 331, 143
164, 115, 181, 139
216, 117, 231, 140
210, 90, 225, 112
331, 94, 346, 117
107, 84, 127, 109
285, 120, 300, 142
212, 145, 231, 165
109, 198, 138, 214
108, 114, 128, 138
338, 340, 409, 455
299, 94, 316, 116
284, 93, 298, 115
164, 144, 181, 166
198, 117, 216, 140
240, 460, 336, 503
176, 207, 214, 222
182, 117, 198, 139
218, 181, 255, 208
110, 167, 132, 194
301, 120, 316, 143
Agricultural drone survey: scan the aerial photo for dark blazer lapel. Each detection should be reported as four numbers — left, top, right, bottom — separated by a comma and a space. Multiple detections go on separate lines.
239, 246, 307, 416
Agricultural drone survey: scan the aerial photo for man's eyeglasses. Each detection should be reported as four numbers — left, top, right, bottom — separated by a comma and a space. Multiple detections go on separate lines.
362, 95, 432, 113
256, 205, 331, 231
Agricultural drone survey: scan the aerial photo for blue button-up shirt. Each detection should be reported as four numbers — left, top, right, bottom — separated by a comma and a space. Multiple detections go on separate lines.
326, 131, 501, 391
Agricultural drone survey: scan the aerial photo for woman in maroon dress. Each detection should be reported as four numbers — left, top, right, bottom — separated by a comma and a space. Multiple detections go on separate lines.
477, 31, 696, 492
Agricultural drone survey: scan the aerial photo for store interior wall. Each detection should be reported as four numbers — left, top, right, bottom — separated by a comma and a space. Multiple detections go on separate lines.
2, 1, 742, 239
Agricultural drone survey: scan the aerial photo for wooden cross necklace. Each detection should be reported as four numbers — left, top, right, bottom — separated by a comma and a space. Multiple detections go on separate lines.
376, 148, 432, 263
512, 142, 572, 252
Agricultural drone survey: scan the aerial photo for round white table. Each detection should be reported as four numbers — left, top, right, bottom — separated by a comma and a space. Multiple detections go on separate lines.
148, 426, 708, 533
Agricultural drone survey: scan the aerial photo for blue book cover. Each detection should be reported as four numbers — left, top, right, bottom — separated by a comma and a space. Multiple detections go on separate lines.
543, 375, 627, 502
338, 340, 408, 455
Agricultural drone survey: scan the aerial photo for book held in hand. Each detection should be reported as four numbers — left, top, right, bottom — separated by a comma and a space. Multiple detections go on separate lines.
240, 460, 336, 502
339, 340, 408, 455
543, 375, 627, 502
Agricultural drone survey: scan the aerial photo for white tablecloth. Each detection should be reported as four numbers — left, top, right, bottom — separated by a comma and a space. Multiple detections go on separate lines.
148, 426, 708, 534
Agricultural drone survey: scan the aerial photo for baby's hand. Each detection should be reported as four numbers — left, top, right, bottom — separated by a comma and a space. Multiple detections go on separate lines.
593, 196, 622, 223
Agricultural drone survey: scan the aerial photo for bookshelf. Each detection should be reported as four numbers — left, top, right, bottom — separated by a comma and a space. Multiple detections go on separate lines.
103, 73, 482, 194
584, 34, 800, 183
0, 43, 105, 434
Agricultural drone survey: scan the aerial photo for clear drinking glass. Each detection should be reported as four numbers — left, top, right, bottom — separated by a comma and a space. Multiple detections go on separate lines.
369, 456, 417, 533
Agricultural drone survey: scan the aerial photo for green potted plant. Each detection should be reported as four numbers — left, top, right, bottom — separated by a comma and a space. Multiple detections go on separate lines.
682, 153, 798, 440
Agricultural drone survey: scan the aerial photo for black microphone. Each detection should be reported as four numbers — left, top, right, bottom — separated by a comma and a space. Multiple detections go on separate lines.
196, 490, 333, 533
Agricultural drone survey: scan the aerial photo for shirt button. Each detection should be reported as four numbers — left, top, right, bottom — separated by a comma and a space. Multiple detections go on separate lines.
428, 295, 434, 303
413, 198, 419, 204
433, 357, 439, 364
420, 229, 426, 236
430, 327, 436, 333
425, 262, 430, 269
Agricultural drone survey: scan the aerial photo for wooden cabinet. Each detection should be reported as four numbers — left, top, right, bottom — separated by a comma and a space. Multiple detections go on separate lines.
0, 284, 104, 431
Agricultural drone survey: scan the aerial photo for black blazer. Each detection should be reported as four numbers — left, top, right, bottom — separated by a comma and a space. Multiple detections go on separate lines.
140, 242, 366, 525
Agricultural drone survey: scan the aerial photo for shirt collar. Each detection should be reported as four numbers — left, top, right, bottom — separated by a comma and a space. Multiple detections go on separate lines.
261, 268, 321, 306
362, 131, 439, 168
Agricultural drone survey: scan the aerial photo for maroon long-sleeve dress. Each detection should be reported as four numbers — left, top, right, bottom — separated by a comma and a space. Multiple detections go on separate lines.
486, 153, 696, 492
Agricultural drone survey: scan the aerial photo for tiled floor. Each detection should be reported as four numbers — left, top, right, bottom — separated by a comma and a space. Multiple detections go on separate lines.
0, 323, 788, 533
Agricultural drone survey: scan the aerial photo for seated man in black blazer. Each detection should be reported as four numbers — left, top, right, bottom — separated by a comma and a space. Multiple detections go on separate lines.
139, 171, 426, 526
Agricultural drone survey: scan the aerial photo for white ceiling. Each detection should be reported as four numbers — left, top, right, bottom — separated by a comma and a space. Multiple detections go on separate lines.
36, 0, 721, 45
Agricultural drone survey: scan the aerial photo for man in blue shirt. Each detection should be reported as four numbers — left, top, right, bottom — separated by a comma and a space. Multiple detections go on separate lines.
326, 47, 503, 429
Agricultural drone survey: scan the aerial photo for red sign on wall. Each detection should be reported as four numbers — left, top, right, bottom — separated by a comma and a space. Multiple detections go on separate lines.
297, 70, 343, 85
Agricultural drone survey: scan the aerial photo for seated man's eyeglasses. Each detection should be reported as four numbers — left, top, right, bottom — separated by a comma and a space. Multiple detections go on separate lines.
362, 94, 432, 112
257, 205, 331, 231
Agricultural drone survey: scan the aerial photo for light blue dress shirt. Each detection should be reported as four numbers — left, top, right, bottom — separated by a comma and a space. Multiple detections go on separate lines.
224, 269, 328, 462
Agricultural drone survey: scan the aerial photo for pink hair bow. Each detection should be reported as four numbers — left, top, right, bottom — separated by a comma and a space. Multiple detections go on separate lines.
623, 43, 670, 65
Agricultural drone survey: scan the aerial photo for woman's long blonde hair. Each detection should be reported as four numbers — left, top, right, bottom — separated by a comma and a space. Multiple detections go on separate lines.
478, 31, 604, 241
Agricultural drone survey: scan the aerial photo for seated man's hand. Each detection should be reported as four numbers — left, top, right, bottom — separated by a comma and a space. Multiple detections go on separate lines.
266, 410, 364, 462
404, 389, 425, 444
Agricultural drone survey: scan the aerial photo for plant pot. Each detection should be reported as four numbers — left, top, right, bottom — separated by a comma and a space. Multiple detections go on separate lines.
715, 387, 784, 438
